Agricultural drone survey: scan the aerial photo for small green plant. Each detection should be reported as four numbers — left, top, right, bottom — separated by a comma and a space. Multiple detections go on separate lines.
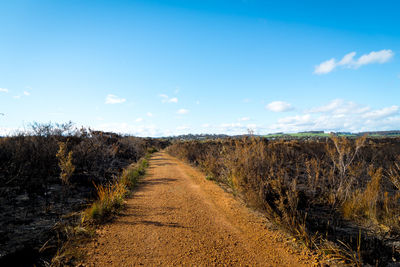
205, 175, 214, 181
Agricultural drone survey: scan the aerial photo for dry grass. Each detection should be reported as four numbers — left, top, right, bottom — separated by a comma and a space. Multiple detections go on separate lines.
342, 166, 382, 222
83, 157, 150, 223
51, 154, 152, 266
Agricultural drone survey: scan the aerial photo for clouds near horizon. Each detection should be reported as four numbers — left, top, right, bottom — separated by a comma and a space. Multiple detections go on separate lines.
270, 99, 400, 133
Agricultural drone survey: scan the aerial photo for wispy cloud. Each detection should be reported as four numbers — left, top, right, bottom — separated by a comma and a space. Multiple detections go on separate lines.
362, 105, 399, 120
266, 101, 293, 112
177, 108, 189, 115
314, 49, 394, 74
105, 94, 126, 104
96, 122, 164, 137
0, 88, 9, 93
221, 122, 242, 128
176, 125, 189, 131
238, 117, 250, 121
23, 91, 30, 96
147, 112, 153, 117
135, 118, 143, 122
159, 94, 178, 103
308, 99, 371, 114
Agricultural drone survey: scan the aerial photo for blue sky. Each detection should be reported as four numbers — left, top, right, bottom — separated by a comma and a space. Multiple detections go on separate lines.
0, 0, 399, 136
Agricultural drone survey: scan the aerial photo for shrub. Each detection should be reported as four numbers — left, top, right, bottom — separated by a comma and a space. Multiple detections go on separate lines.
56, 141, 75, 185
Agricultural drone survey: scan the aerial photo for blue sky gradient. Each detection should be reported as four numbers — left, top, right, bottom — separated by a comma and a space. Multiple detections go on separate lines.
1, 0, 399, 136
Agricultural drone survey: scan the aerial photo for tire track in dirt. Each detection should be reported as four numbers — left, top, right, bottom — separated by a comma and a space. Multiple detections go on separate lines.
83, 152, 316, 266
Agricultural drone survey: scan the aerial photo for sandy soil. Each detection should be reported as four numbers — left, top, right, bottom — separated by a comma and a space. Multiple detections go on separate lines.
82, 152, 317, 266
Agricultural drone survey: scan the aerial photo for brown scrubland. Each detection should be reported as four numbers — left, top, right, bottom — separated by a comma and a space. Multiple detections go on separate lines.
167, 135, 400, 266
1, 124, 400, 266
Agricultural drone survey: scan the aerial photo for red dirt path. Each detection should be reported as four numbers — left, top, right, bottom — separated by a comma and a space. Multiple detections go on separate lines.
83, 152, 316, 266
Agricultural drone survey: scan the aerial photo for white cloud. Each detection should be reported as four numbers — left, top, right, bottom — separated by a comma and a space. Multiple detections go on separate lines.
266, 101, 293, 112
309, 99, 344, 113
159, 94, 178, 103
169, 97, 178, 103
238, 117, 250, 121
220, 123, 245, 134
309, 99, 372, 115
0, 88, 9, 93
337, 52, 356, 66
314, 58, 336, 74
96, 122, 164, 137
136, 118, 143, 122
217, 122, 265, 135
202, 123, 210, 128
362, 105, 399, 120
23, 91, 30, 96
314, 49, 394, 74
105, 94, 126, 104
221, 122, 241, 128
13, 95, 21, 99
177, 108, 189, 114
246, 123, 257, 128
357, 50, 394, 66
176, 125, 189, 131
147, 112, 153, 117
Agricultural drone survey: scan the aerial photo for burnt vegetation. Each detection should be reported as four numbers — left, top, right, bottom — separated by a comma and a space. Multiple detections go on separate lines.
0, 122, 169, 266
2, 123, 400, 266
167, 136, 400, 266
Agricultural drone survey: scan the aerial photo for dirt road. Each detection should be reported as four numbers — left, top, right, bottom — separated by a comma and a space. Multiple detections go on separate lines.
83, 152, 315, 266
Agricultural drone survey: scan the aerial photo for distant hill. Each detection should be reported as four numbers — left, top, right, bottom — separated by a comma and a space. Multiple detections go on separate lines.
357, 130, 400, 136
167, 134, 231, 141
162, 130, 400, 141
